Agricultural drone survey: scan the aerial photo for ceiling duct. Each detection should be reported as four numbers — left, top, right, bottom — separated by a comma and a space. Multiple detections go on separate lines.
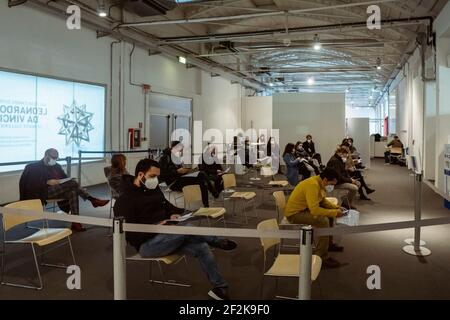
123, 0, 177, 17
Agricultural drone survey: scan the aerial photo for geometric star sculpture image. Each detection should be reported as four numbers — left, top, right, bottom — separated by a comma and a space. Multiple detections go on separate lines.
57, 100, 94, 146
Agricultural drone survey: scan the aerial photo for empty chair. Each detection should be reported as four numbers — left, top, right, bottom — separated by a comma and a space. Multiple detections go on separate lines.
1, 199, 76, 290
222, 173, 257, 224
257, 218, 322, 299
182, 185, 226, 226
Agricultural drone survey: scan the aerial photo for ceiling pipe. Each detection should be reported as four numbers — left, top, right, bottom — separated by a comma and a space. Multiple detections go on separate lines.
117, 0, 399, 28
156, 17, 433, 45
25, 0, 267, 91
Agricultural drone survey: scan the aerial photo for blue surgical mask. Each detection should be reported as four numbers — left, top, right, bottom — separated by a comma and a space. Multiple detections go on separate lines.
325, 185, 335, 193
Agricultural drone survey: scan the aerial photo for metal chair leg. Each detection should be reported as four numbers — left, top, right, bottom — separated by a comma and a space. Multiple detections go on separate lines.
68, 236, 77, 266
31, 244, 43, 290
1, 243, 43, 290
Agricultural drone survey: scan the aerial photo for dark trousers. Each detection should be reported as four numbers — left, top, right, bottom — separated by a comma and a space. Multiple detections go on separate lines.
171, 171, 218, 207
298, 162, 315, 179
312, 153, 322, 165
384, 151, 391, 163
47, 179, 90, 215
350, 170, 371, 195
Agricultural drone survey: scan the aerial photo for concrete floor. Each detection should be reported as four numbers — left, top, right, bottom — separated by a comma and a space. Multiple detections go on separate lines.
1, 158, 450, 300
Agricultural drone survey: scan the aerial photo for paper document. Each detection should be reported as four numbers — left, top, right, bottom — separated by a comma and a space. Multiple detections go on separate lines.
183, 171, 200, 178
175, 212, 194, 222
336, 209, 360, 226
56, 178, 75, 184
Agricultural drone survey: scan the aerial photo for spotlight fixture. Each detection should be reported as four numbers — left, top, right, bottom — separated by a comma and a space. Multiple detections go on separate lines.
313, 34, 321, 51
97, 0, 107, 17
346, 87, 350, 93
178, 56, 187, 64
307, 77, 315, 85
376, 57, 382, 70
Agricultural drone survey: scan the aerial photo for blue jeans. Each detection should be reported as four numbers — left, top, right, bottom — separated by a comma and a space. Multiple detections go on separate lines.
139, 232, 228, 289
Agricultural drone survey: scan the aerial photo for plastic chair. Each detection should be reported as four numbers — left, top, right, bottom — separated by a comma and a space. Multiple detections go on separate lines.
257, 219, 322, 299
222, 173, 257, 224
182, 185, 226, 227
127, 251, 190, 298
160, 181, 184, 207
1, 199, 76, 290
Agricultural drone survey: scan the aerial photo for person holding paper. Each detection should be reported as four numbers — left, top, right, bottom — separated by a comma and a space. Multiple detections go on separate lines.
284, 168, 346, 269
19, 148, 110, 231
159, 141, 219, 207
384, 135, 404, 164
114, 158, 237, 300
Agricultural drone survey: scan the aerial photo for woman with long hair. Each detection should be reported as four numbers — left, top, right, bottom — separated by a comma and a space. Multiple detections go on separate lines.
283, 143, 301, 186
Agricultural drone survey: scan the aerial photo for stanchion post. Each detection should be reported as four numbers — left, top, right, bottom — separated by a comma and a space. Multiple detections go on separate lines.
299, 225, 313, 300
414, 173, 422, 250
113, 217, 127, 300
403, 172, 431, 256
78, 150, 82, 186
66, 156, 71, 177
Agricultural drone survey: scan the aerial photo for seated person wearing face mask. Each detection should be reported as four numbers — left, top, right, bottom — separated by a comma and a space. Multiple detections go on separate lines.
198, 144, 226, 193
114, 159, 237, 300
326, 146, 360, 210
342, 138, 365, 169
343, 146, 375, 201
284, 168, 345, 268
302, 134, 323, 166
295, 141, 320, 177
19, 148, 110, 231
159, 141, 219, 207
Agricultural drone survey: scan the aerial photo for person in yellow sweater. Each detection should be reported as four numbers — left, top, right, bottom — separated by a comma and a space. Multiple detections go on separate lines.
284, 168, 345, 268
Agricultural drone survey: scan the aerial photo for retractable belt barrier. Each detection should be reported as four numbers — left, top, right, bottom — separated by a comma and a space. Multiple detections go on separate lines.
2, 206, 450, 300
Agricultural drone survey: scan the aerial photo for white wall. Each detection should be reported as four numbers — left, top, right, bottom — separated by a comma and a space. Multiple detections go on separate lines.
273, 93, 346, 162
0, 2, 243, 204
242, 96, 273, 133
346, 118, 371, 169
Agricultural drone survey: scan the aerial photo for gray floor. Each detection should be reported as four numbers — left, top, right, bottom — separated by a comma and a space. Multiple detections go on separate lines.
1, 159, 450, 300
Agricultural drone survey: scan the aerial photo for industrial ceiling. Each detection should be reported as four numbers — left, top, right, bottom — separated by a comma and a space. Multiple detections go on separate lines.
16, 0, 449, 108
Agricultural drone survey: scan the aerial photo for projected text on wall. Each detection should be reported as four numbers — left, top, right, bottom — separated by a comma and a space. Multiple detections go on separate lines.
0, 70, 105, 172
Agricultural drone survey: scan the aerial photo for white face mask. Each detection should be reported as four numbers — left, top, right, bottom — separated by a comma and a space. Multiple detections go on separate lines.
307, 139, 312, 143
142, 176, 159, 190
47, 158, 57, 166
342, 157, 348, 163
325, 185, 335, 193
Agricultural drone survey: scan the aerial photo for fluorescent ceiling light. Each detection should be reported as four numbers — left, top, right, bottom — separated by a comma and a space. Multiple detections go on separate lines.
313, 34, 321, 51
178, 56, 187, 64
307, 77, 315, 85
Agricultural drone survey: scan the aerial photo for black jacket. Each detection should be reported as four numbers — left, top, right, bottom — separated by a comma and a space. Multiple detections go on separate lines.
159, 148, 183, 185
302, 141, 316, 157
19, 160, 67, 202
198, 153, 223, 176
113, 175, 184, 251
326, 154, 352, 184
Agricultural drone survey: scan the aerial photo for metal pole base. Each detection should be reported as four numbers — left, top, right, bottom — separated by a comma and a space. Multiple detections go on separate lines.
404, 238, 426, 246
250, 177, 261, 181
402, 245, 431, 257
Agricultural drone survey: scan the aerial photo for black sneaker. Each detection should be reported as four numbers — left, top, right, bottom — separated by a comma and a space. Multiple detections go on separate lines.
208, 287, 229, 300
210, 239, 238, 251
